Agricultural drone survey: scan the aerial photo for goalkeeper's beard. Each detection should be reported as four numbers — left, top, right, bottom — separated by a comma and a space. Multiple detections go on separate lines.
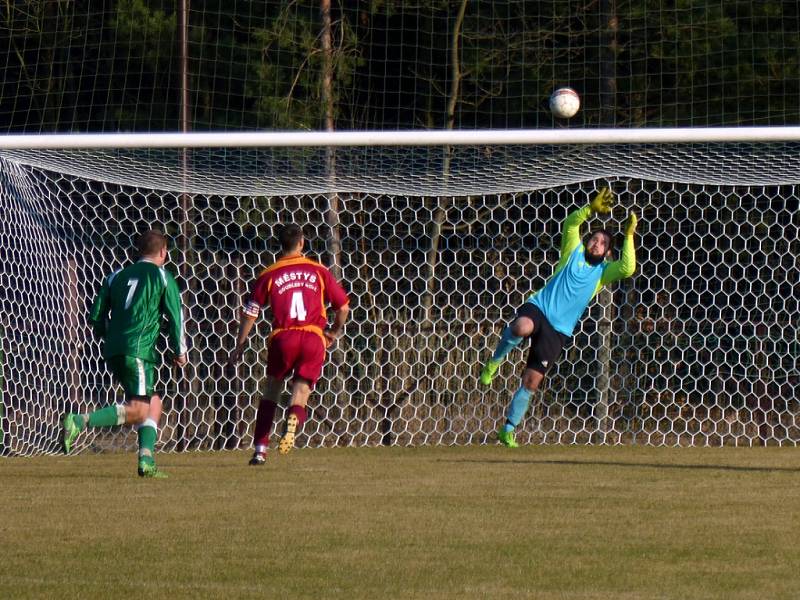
585, 250, 605, 266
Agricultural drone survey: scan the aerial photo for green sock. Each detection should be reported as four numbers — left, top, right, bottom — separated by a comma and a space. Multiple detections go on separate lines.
138, 420, 157, 466
87, 405, 124, 428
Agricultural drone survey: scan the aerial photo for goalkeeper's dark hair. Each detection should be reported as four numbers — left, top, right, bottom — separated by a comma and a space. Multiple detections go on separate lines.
136, 229, 168, 257
278, 223, 304, 252
592, 228, 615, 250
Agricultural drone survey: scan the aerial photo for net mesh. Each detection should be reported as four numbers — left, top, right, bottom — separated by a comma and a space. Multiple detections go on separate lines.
1, 144, 798, 455
4, 142, 800, 196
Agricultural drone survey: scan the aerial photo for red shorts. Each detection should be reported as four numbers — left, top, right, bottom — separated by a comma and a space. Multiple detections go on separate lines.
266, 330, 326, 388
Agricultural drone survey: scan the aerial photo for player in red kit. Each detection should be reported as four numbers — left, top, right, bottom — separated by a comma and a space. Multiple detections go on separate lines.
228, 224, 350, 465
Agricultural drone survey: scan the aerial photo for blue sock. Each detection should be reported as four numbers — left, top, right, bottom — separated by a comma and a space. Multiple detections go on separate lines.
504, 386, 533, 430
492, 326, 523, 361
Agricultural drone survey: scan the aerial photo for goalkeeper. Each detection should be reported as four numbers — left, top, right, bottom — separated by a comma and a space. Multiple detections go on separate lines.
479, 187, 638, 447
61, 230, 188, 477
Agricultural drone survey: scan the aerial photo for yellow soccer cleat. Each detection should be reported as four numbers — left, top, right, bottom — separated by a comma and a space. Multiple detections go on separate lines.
278, 414, 299, 455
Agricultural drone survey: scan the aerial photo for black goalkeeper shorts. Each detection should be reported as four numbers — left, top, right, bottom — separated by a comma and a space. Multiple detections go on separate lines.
515, 303, 569, 375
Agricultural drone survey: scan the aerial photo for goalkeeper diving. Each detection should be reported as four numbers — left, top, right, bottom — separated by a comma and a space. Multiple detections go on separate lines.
479, 187, 638, 447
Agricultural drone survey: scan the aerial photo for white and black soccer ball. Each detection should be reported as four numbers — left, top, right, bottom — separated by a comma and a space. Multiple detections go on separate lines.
549, 87, 580, 119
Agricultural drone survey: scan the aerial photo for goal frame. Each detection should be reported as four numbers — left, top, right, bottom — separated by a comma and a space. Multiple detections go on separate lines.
1, 127, 799, 455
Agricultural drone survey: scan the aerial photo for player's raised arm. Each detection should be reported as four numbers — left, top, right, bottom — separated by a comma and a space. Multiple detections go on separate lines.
601, 211, 638, 285
558, 187, 615, 265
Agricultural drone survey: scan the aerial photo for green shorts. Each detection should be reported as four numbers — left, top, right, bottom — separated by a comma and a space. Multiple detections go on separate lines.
107, 355, 156, 399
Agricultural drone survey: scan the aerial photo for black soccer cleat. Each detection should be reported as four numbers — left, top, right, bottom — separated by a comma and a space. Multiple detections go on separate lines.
249, 452, 267, 466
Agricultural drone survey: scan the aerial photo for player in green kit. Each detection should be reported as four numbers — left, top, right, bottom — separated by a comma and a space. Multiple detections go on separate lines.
479, 187, 638, 447
62, 230, 188, 478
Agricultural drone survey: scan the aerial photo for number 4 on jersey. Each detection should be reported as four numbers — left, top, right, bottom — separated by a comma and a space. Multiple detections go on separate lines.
289, 291, 307, 320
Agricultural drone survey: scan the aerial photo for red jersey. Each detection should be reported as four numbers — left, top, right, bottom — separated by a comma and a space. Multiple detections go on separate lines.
243, 255, 349, 344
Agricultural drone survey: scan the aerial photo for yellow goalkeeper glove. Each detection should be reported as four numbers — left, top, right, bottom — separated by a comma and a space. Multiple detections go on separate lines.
624, 211, 638, 236
589, 187, 614, 214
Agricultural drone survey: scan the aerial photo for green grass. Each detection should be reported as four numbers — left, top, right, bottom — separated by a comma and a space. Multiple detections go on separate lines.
1, 445, 798, 599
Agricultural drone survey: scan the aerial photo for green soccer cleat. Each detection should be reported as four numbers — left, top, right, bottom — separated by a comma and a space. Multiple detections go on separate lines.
138, 462, 168, 479
278, 414, 298, 455
497, 428, 519, 448
479, 359, 501, 386
62, 413, 82, 454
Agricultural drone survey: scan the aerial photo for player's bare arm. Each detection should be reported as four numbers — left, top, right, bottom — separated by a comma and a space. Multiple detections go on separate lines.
323, 303, 350, 347
228, 313, 258, 366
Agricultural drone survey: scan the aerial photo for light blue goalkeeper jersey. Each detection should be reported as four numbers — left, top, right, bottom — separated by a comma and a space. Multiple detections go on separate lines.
529, 205, 636, 337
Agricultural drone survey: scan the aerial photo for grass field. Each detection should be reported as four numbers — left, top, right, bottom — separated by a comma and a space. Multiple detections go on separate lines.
1, 445, 798, 599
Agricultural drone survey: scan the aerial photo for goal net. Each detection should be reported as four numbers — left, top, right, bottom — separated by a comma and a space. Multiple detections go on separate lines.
1, 134, 799, 455
3, 2, 799, 133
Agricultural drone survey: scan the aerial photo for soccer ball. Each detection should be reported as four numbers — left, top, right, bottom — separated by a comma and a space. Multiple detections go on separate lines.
549, 87, 580, 119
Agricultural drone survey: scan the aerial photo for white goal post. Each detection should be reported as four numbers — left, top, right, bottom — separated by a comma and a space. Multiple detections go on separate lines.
1, 128, 799, 455
3, 127, 800, 149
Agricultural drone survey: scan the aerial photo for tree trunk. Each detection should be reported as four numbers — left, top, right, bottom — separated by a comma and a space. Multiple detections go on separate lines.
320, 0, 348, 422
422, 0, 468, 326
595, 291, 613, 439
596, 0, 619, 439
177, 0, 192, 450
65, 259, 82, 410
321, 0, 343, 280
600, 0, 618, 127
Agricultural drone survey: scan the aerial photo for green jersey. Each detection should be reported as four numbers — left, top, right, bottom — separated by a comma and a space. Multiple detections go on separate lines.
89, 259, 187, 363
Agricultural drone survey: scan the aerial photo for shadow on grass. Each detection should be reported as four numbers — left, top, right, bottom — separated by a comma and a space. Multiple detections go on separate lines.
439, 458, 800, 474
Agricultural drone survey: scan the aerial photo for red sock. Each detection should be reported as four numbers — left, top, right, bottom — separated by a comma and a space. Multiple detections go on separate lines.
253, 399, 277, 449
289, 404, 307, 427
